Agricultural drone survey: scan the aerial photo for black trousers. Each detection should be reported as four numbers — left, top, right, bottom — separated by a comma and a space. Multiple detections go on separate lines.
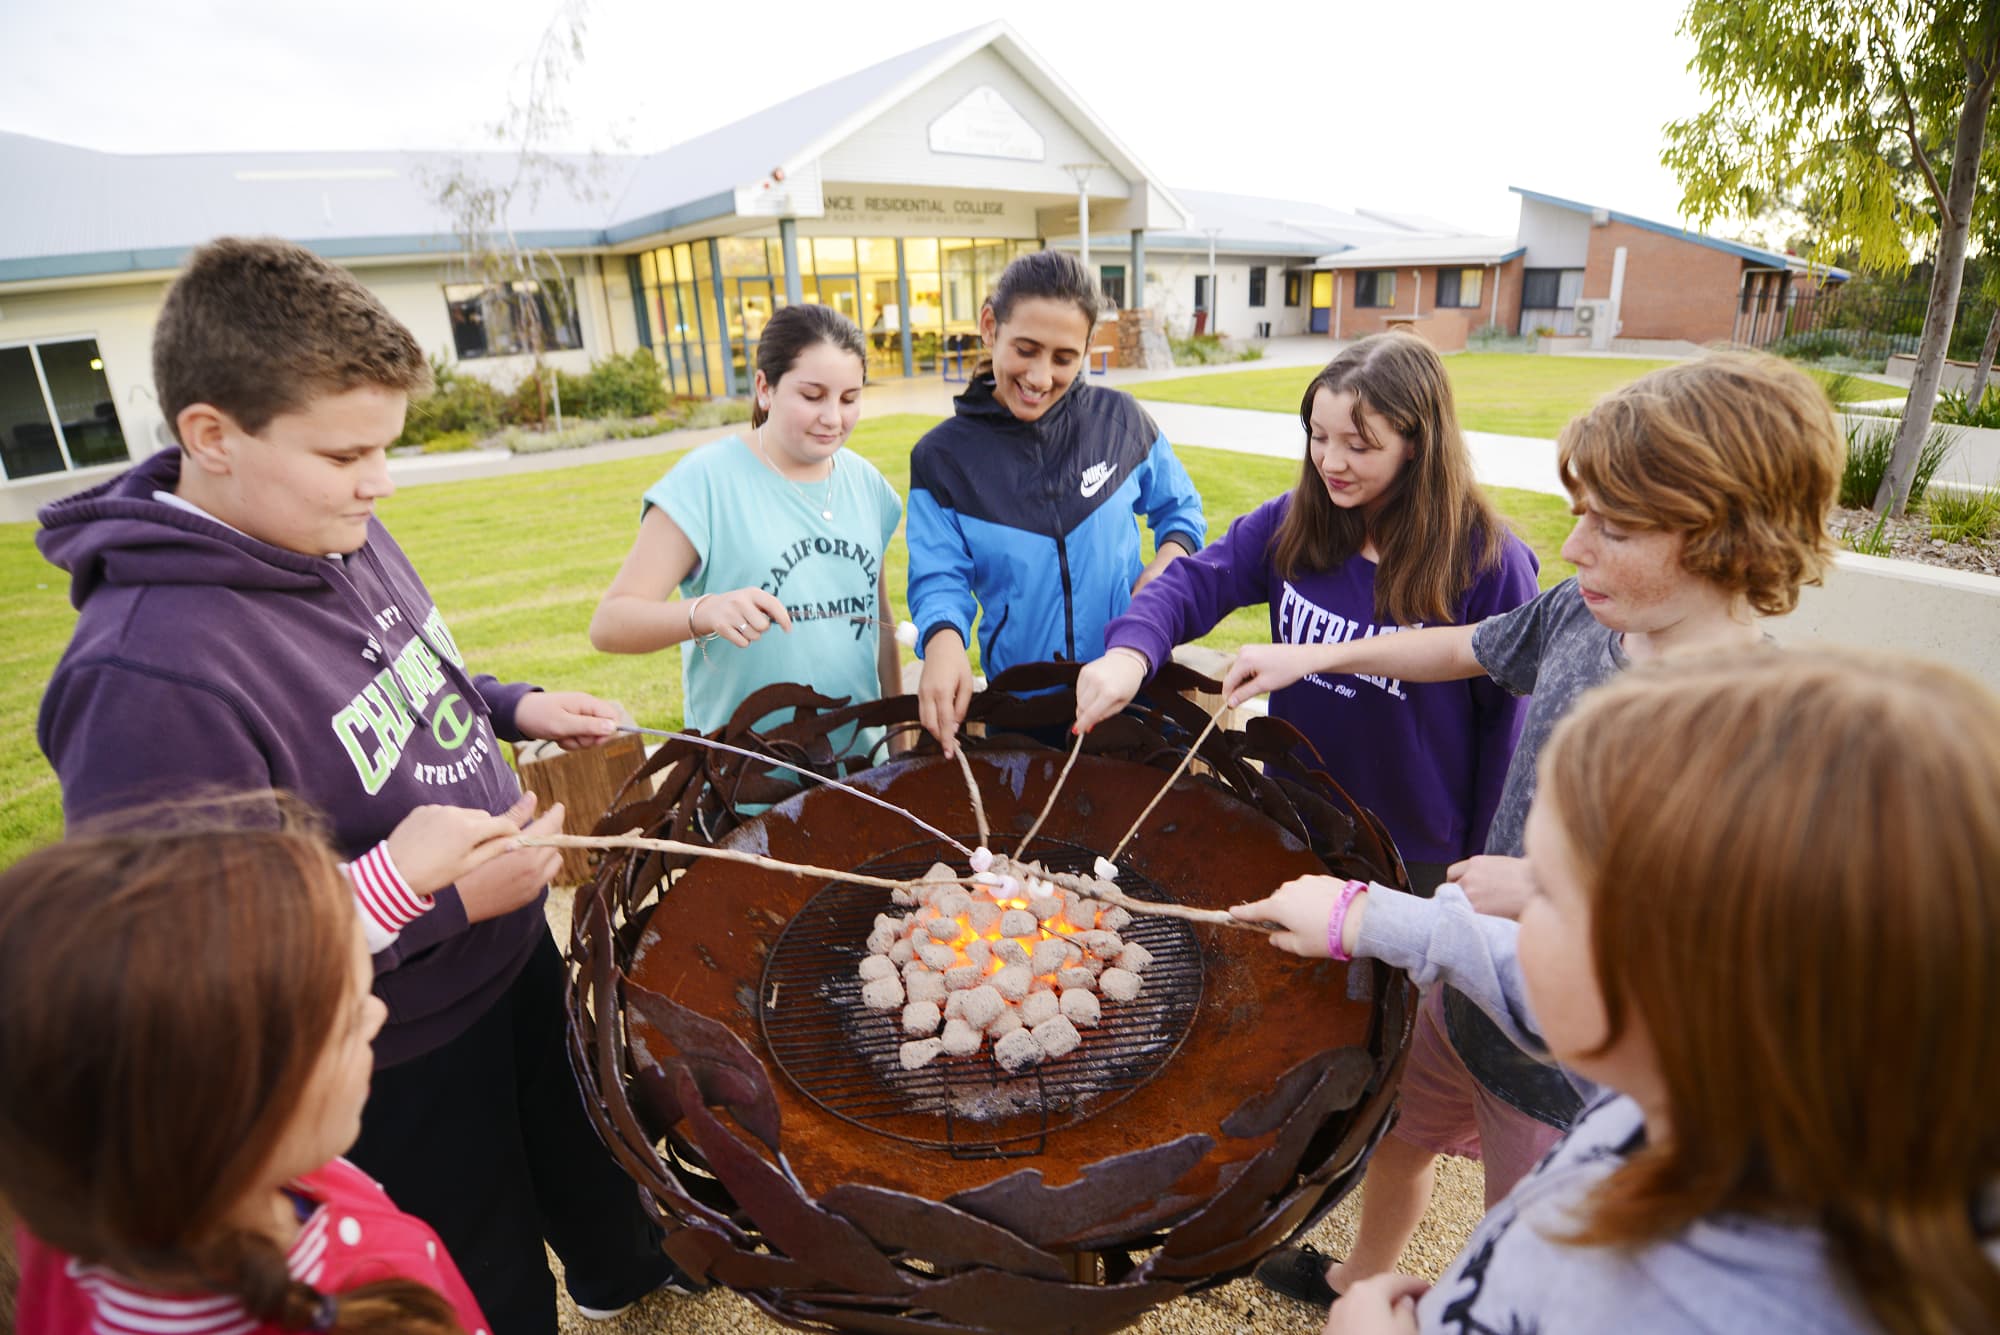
348, 932, 672, 1335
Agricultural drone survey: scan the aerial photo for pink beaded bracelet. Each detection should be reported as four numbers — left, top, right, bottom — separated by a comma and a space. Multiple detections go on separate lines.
1326, 879, 1368, 962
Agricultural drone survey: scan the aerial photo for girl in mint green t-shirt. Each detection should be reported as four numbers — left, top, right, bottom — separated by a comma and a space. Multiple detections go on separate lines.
591, 305, 902, 759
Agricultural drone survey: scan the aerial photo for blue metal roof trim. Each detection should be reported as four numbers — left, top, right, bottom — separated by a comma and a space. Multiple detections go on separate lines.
602, 192, 739, 246
0, 229, 610, 284
1508, 187, 1849, 279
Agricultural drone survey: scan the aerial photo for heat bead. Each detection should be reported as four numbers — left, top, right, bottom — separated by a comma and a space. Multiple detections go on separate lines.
1118, 941, 1154, 974
999, 909, 1039, 938
902, 1000, 942, 1036
888, 938, 915, 966
960, 985, 1006, 1031
1031, 1014, 1081, 1059
992, 964, 1031, 1002
899, 1038, 943, 1070
1031, 938, 1077, 975
917, 943, 957, 972
1099, 906, 1133, 931
858, 956, 897, 983
993, 1027, 1043, 1072
1059, 988, 1101, 1028
1056, 966, 1096, 991
992, 939, 1030, 967
1018, 990, 1060, 1028
945, 963, 983, 991
905, 970, 947, 1007
1099, 967, 1143, 1002
940, 1018, 983, 1056
861, 977, 905, 1010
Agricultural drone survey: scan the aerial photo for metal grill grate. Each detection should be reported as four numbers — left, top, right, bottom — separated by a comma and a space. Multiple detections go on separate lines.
758, 837, 1204, 1158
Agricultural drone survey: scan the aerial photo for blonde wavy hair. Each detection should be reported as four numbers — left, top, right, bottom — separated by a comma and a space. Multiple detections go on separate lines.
1557, 353, 1843, 616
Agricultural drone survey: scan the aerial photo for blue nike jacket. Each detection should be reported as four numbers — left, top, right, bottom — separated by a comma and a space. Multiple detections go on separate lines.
907, 375, 1206, 675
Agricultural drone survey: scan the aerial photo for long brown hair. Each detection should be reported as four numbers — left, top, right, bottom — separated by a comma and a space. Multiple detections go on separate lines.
0, 802, 465, 1334
1557, 352, 1842, 616
1540, 648, 2000, 1335
1270, 331, 1506, 626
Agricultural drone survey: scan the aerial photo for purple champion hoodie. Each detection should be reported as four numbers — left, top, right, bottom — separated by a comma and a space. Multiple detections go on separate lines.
36, 449, 544, 1068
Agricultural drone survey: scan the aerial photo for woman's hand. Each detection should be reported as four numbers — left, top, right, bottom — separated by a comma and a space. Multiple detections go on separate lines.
1223, 642, 1326, 706
692, 587, 794, 649
1324, 1275, 1429, 1334
1074, 649, 1149, 735
1445, 854, 1535, 919
1230, 874, 1367, 958
514, 690, 620, 751
918, 631, 975, 758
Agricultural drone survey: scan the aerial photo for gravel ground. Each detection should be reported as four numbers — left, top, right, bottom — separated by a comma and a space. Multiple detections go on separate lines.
549, 1159, 1488, 1334
1830, 503, 2000, 576
542, 891, 1486, 1334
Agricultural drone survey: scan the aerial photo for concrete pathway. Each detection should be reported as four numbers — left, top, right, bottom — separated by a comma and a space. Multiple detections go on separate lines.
387, 365, 1571, 500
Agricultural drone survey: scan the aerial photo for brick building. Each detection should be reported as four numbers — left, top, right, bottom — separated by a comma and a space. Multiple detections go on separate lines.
1304, 236, 1525, 351
1509, 187, 1845, 346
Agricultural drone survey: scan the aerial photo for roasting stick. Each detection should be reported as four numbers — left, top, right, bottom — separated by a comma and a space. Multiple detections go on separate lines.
616, 724, 973, 856
521, 832, 966, 894
515, 834, 1276, 933
1105, 705, 1229, 867
952, 746, 990, 847
1013, 728, 1086, 861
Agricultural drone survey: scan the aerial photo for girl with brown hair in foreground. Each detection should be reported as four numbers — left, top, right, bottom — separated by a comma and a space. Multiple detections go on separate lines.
1236, 647, 2000, 1334
3, 808, 489, 1334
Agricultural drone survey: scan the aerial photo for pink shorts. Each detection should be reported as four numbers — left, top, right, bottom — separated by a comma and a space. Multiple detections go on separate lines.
1388, 987, 1567, 1208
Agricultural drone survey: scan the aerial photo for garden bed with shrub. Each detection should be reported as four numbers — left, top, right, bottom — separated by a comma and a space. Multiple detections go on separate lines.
393, 351, 749, 455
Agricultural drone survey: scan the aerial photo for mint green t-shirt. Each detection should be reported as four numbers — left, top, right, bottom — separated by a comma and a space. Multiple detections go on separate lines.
642, 435, 903, 757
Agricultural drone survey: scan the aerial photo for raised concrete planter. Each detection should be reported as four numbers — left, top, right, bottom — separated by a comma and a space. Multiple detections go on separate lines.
1836, 412, 2000, 489
1768, 553, 2000, 691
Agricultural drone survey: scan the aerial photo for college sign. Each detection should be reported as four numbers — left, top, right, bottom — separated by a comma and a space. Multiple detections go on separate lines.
817, 188, 1027, 235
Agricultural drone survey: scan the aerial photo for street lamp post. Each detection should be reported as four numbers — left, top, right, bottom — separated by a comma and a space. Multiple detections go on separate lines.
1063, 162, 1106, 280
1202, 226, 1222, 335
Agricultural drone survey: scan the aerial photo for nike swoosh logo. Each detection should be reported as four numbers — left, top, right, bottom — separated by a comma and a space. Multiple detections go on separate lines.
1081, 474, 1111, 498
1080, 463, 1115, 498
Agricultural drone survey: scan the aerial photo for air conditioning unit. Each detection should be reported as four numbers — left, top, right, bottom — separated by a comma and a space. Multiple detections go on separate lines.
1573, 298, 1617, 350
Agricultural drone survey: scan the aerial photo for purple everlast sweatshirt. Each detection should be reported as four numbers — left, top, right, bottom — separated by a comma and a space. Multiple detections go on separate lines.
1105, 494, 1538, 867
35, 449, 544, 1068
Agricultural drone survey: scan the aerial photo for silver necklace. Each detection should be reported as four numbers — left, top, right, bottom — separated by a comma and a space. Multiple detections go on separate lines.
757, 426, 836, 521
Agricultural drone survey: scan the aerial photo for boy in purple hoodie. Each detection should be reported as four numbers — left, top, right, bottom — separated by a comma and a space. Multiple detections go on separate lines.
35, 238, 683, 1333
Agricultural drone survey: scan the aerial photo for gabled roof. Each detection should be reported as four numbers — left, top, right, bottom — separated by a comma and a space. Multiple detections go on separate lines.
1067, 187, 1429, 257
1311, 234, 1525, 268
0, 22, 1189, 285
1510, 186, 1851, 279
0, 132, 629, 284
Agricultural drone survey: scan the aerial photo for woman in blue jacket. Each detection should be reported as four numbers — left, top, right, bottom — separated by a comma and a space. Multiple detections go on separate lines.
907, 251, 1206, 754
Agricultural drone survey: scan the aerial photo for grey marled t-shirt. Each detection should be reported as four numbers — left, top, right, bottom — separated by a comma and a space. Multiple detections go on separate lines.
1441, 577, 1627, 1127
1471, 576, 1629, 859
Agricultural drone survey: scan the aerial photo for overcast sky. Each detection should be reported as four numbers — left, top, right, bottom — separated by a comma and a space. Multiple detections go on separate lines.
0, 0, 1727, 239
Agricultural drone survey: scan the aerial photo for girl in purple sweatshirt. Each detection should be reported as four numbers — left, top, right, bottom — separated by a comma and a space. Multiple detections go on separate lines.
1075, 331, 1537, 886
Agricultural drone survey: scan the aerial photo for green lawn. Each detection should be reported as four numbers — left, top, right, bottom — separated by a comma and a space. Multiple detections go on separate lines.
1, 414, 1573, 865
1127, 352, 1892, 439
1128, 353, 1681, 438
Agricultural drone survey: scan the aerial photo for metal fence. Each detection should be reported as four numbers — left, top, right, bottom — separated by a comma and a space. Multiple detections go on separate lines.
1735, 286, 1995, 362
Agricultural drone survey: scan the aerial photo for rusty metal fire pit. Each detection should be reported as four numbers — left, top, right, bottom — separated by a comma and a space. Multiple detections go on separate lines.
563, 663, 1416, 1334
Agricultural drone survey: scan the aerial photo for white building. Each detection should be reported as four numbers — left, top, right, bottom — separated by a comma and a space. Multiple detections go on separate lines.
0, 21, 1480, 519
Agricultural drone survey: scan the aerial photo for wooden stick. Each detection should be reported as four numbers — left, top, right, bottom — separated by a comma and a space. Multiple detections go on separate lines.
615, 725, 972, 855
523, 834, 1276, 933
522, 833, 976, 894
1107, 705, 1228, 866
1014, 729, 1085, 861
953, 746, 990, 847
1008, 858, 1275, 934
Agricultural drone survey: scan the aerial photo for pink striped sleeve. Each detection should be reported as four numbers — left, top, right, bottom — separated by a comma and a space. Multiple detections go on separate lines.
341, 843, 431, 953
